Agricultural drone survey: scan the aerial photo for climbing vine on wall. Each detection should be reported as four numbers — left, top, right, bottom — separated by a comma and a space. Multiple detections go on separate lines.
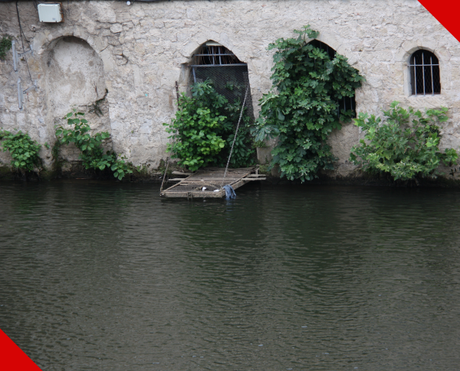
252, 25, 364, 182
55, 111, 133, 180
0, 129, 44, 173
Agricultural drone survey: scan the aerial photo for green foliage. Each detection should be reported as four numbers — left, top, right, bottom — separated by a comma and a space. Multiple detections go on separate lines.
55, 111, 133, 180
0, 36, 12, 60
350, 102, 458, 181
0, 129, 42, 172
164, 81, 254, 172
111, 156, 133, 180
252, 25, 364, 182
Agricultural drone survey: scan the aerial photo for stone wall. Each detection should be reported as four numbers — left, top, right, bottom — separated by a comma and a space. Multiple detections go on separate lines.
1, 0, 459, 178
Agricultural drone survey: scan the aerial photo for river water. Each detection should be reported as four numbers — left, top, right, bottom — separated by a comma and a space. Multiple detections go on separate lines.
1, 181, 460, 370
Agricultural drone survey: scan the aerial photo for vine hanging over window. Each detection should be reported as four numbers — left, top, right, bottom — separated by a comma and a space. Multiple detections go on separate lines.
252, 26, 364, 182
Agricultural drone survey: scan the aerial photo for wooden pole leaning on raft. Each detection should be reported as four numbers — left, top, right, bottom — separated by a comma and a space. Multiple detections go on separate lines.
159, 158, 169, 194
220, 86, 250, 189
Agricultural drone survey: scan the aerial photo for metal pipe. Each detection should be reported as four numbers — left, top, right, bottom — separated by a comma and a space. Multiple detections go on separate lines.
17, 78, 23, 110
192, 67, 197, 83
175, 81, 180, 102
159, 158, 169, 195
12, 40, 18, 72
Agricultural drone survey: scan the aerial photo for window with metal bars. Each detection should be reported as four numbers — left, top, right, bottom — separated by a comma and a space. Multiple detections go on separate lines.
308, 40, 356, 117
189, 41, 254, 119
409, 49, 441, 96
190, 42, 245, 67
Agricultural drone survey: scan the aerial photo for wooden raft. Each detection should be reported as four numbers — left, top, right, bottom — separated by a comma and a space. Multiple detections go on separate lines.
160, 167, 266, 198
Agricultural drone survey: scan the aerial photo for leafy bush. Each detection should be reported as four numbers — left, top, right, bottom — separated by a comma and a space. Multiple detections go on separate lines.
252, 25, 364, 182
350, 102, 458, 181
55, 111, 133, 180
0, 129, 43, 172
164, 81, 254, 172
0, 36, 12, 60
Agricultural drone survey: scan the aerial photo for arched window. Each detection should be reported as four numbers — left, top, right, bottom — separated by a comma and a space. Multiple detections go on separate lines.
409, 50, 441, 96
189, 41, 254, 118
308, 40, 356, 117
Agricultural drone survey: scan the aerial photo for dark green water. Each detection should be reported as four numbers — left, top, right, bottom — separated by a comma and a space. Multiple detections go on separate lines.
1, 181, 460, 370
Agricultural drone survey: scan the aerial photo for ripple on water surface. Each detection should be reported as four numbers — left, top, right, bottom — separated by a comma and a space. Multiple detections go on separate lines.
1, 181, 460, 370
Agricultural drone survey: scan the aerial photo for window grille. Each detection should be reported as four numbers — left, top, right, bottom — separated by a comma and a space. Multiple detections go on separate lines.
308, 40, 356, 117
409, 50, 441, 96
190, 42, 246, 67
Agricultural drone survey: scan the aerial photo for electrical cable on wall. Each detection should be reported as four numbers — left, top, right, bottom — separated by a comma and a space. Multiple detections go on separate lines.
14, 0, 37, 110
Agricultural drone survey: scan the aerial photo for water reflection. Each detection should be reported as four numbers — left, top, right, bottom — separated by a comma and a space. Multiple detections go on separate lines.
1, 181, 460, 370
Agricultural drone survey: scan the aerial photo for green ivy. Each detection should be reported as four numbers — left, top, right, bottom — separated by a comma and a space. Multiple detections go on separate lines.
0, 36, 12, 60
164, 81, 254, 172
0, 129, 43, 172
252, 26, 364, 182
350, 102, 458, 181
55, 111, 133, 180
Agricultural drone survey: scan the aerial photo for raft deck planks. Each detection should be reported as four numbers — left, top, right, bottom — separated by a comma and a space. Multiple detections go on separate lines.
160, 167, 266, 198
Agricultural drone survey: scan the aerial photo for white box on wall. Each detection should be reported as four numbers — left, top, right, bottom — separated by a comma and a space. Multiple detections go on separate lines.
37, 3, 63, 23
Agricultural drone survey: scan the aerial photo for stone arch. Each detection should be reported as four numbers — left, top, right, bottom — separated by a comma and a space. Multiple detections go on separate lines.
401, 44, 438, 62
314, 33, 341, 55
178, 37, 251, 86
43, 35, 112, 163
176, 39, 256, 167
34, 26, 108, 57
185, 40, 255, 119
44, 36, 107, 116
178, 36, 258, 110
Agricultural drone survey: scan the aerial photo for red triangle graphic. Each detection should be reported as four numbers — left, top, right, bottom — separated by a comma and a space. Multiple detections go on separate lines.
419, 0, 460, 42
0, 329, 42, 370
